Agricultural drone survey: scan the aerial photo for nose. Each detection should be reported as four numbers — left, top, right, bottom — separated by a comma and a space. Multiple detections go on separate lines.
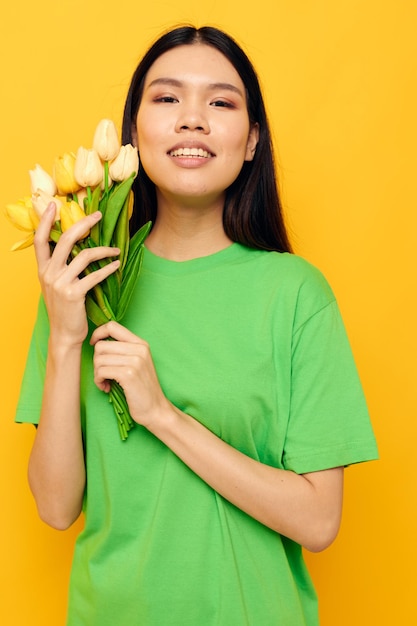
175, 101, 209, 134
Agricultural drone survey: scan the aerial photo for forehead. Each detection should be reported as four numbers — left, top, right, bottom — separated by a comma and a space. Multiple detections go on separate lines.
144, 43, 245, 91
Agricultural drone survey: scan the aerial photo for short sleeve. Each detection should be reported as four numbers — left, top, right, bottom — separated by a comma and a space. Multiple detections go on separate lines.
15, 297, 50, 425
283, 298, 378, 474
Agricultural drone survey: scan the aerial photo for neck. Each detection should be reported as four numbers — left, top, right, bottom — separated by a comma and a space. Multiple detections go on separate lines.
145, 196, 233, 261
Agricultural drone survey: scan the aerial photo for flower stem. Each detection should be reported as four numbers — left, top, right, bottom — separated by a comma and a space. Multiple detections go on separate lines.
109, 381, 135, 440
104, 161, 109, 195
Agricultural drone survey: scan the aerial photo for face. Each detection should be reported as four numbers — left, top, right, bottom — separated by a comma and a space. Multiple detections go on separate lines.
134, 44, 259, 209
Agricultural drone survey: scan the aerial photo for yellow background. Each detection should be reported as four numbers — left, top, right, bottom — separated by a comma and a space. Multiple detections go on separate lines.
1, 1, 415, 624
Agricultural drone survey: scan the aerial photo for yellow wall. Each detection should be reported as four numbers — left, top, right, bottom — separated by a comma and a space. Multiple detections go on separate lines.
1, 1, 415, 623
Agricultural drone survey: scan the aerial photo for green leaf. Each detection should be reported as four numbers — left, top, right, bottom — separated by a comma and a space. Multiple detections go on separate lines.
88, 185, 103, 244
85, 294, 112, 327
129, 220, 152, 252
116, 245, 145, 321
49, 227, 62, 244
113, 193, 130, 271
101, 267, 121, 312
89, 283, 116, 321
100, 174, 136, 247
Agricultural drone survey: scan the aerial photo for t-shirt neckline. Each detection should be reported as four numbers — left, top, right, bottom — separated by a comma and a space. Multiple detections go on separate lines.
143, 242, 250, 275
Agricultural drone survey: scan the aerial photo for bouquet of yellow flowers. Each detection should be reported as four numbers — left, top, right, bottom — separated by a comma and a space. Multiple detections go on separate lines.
5, 119, 151, 440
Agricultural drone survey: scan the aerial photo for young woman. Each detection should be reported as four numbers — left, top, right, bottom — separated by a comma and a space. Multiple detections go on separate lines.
16, 26, 378, 626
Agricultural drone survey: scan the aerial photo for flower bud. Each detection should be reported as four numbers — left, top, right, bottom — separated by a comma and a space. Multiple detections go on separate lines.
31, 189, 62, 220
53, 152, 81, 195
109, 144, 139, 182
93, 119, 120, 161
74, 147, 104, 188
29, 164, 57, 196
60, 200, 89, 239
5, 197, 39, 232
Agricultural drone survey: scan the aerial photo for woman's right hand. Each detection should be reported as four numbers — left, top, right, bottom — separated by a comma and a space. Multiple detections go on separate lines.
34, 202, 120, 347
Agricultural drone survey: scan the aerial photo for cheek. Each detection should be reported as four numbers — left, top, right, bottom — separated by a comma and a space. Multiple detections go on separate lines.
222, 129, 252, 174
136, 110, 171, 161
219, 117, 251, 152
135, 127, 158, 173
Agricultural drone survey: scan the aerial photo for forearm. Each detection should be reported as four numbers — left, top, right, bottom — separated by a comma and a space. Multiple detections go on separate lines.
90, 323, 344, 551
28, 338, 86, 530
148, 404, 344, 552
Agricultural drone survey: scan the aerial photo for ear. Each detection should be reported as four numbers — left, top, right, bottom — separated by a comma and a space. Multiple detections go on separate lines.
244, 123, 259, 161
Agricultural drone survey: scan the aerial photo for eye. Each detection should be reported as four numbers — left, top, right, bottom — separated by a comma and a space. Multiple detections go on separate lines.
154, 96, 178, 103
210, 99, 235, 108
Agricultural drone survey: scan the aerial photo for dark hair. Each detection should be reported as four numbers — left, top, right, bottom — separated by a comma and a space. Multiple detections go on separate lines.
122, 25, 292, 253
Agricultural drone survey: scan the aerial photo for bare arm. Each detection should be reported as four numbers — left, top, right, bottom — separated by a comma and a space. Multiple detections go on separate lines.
28, 204, 120, 529
91, 322, 344, 552
150, 406, 343, 552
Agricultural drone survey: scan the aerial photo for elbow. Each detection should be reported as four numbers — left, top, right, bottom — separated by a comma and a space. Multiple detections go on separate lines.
303, 516, 341, 553
36, 503, 81, 531
28, 465, 84, 530
29, 476, 83, 530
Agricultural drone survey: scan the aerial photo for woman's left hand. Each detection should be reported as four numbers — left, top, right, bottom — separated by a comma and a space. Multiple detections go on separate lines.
90, 321, 170, 428
92, 323, 343, 552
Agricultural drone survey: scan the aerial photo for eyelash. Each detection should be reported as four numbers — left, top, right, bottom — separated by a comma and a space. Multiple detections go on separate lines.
211, 100, 235, 108
153, 96, 235, 109
154, 96, 178, 103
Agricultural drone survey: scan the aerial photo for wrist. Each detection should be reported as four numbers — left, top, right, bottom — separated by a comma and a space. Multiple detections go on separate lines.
48, 333, 84, 360
144, 400, 184, 440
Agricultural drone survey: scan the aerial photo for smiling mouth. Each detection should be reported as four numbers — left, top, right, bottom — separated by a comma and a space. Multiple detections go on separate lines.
169, 147, 213, 158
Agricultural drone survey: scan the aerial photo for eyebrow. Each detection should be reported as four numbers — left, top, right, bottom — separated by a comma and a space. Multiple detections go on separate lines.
146, 77, 244, 98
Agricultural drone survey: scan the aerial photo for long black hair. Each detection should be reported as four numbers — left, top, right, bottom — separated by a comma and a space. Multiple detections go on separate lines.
122, 25, 292, 253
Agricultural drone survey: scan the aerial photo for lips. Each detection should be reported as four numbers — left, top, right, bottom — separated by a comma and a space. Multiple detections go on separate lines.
169, 147, 213, 158
168, 141, 215, 159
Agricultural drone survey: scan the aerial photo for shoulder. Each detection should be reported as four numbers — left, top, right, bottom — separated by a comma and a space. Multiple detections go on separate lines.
243, 248, 335, 302
236, 248, 338, 332
260, 250, 328, 280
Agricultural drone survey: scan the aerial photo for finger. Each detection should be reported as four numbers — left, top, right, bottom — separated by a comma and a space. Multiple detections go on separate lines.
94, 341, 144, 358
90, 321, 143, 345
33, 203, 57, 269
94, 363, 141, 392
78, 258, 121, 293
50, 211, 103, 267
63, 245, 120, 282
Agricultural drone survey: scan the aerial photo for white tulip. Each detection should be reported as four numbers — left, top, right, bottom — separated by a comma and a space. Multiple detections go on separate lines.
93, 119, 120, 161
109, 144, 139, 182
74, 147, 104, 188
29, 164, 57, 196
31, 189, 62, 220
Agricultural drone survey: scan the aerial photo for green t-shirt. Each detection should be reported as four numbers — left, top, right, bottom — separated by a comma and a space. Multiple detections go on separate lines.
16, 244, 378, 626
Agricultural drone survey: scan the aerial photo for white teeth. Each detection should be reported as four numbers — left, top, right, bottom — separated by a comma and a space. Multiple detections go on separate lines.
169, 147, 212, 158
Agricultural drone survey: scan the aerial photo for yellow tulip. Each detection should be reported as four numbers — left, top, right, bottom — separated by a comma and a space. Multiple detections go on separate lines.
29, 164, 57, 196
93, 119, 120, 161
109, 144, 139, 182
10, 234, 36, 251
60, 200, 89, 239
31, 190, 62, 220
53, 152, 81, 195
4, 197, 40, 251
5, 197, 39, 231
74, 147, 104, 188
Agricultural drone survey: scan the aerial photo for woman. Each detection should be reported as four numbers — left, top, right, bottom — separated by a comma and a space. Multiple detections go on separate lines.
16, 26, 378, 625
